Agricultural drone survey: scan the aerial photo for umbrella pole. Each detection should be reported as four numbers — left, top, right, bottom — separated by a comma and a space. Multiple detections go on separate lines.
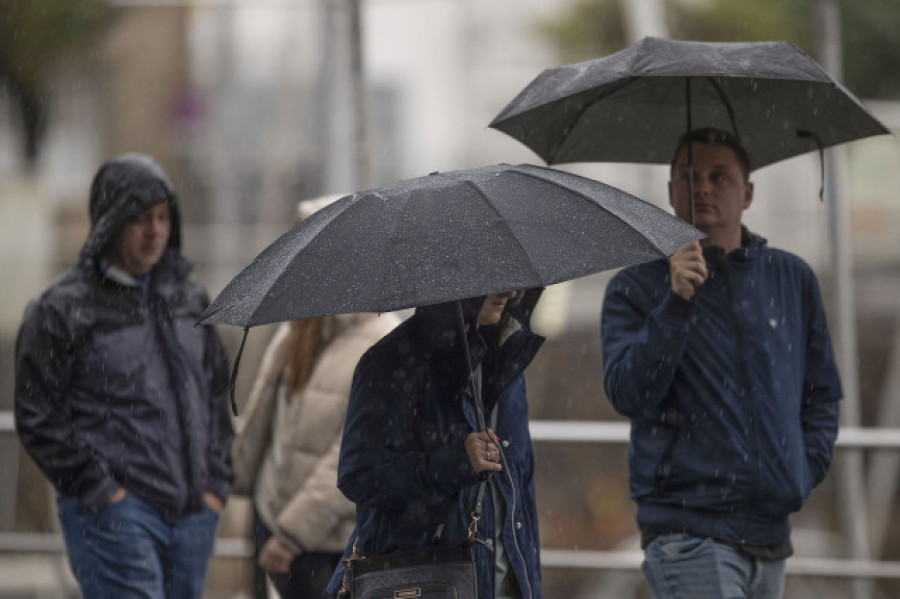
455, 301, 487, 431
685, 77, 695, 225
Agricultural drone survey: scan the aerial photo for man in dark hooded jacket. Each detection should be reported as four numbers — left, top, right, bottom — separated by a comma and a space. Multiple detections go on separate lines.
14, 154, 234, 599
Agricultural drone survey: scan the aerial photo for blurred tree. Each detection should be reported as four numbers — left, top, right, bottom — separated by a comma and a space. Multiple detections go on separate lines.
537, 0, 900, 100
841, 1, 900, 98
535, 0, 626, 62
0, 0, 107, 171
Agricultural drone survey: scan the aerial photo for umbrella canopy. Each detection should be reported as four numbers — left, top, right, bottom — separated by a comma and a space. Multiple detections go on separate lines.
198, 163, 702, 328
489, 37, 890, 171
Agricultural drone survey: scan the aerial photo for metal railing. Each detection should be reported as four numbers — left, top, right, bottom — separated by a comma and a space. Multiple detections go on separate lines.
2, 413, 900, 581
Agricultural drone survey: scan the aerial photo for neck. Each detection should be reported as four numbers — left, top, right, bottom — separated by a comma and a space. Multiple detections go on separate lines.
700, 226, 743, 254
700, 231, 741, 254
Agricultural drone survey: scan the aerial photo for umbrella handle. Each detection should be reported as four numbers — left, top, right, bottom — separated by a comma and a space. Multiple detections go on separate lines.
455, 301, 487, 431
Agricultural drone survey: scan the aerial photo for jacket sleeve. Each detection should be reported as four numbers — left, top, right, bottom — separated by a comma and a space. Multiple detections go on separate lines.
600, 270, 695, 418
230, 324, 292, 496
800, 273, 842, 489
276, 430, 355, 553
14, 300, 120, 510
337, 356, 477, 512
204, 323, 235, 502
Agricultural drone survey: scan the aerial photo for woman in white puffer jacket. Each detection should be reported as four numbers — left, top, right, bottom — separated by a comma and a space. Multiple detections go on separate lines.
231, 197, 400, 598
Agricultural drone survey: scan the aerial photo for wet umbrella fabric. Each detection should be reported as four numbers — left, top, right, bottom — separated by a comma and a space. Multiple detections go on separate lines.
489, 37, 890, 171
198, 163, 702, 328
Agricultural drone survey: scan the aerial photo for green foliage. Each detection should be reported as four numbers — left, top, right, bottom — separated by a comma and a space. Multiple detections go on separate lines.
841, 0, 900, 98
537, 0, 900, 99
0, 0, 107, 167
0, 0, 107, 91
667, 0, 812, 49
534, 0, 626, 63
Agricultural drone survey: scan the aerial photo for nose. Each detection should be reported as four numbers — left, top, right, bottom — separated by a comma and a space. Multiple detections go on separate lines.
693, 173, 712, 194
147, 216, 166, 236
502, 290, 517, 299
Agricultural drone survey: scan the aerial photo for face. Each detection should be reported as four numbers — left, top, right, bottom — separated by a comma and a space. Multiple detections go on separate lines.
668, 142, 753, 239
477, 291, 517, 327
107, 201, 171, 275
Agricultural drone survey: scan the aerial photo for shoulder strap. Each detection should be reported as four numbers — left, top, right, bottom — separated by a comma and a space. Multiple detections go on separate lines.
466, 403, 498, 550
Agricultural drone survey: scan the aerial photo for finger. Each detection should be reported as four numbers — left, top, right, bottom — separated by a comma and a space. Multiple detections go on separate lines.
478, 456, 501, 472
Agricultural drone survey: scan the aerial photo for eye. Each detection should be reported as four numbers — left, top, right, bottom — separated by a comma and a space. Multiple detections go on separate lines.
709, 171, 725, 184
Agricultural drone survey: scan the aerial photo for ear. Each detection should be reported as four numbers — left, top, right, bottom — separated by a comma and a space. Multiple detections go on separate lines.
667, 180, 676, 209
742, 181, 754, 210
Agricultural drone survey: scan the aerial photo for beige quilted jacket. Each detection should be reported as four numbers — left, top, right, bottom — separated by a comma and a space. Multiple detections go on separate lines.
231, 312, 400, 553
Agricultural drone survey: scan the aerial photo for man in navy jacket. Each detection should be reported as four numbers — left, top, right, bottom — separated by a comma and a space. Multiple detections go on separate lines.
601, 128, 842, 599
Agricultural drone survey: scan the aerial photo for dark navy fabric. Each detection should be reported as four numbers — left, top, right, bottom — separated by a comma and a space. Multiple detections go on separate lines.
15, 157, 233, 520
328, 292, 544, 599
601, 231, 841, 547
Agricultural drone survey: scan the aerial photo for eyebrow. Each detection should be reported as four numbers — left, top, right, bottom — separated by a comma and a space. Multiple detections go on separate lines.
675, 163, 733, 171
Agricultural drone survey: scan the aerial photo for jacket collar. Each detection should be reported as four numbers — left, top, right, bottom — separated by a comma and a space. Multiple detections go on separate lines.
703, 226, 767, 266
408, 290, 545, 415
88, 247, 193, 294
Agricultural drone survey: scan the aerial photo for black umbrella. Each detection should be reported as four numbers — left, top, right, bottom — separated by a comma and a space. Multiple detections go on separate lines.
199, 163, 701, 328
201, 163, 703, 419
489, 37, 889, 172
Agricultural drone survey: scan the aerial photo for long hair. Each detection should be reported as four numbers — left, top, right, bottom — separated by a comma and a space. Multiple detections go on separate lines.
282, 315, 338, 394
281, 194, 347, 393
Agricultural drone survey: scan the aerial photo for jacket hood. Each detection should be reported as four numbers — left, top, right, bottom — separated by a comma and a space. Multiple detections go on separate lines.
703, 226, 767, 266
412, 287, 543, 355
79, 153, 183, 263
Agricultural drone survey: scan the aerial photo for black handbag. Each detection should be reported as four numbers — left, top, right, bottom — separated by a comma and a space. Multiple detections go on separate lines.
342, 542, 477, 599
340, 442, 496, 599
341, 418, 497, 598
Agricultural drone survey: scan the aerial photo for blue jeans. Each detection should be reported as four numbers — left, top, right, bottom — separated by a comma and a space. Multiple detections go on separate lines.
642, 534, 786, 599
57, 494, 219, 599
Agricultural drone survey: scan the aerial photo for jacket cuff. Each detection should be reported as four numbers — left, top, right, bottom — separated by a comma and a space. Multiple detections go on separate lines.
206, 479, 232, 504
431, 440, 479, 491
80, 477, 121, 513
659, 290, 696, 324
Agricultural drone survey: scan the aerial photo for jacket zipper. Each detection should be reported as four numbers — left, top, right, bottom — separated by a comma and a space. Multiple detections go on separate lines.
722, 260, 760, 543
497, 445, 533, 599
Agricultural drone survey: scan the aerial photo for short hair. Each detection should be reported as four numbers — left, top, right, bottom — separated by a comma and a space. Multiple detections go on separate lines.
670, 128, 751, 181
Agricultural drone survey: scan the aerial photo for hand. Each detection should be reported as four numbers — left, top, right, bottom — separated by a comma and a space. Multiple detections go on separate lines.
669, 241, 707, 300
465, 429, 502, 474
258, 536, 296, 574
203, 492, 225, 514
109, 487, 127, 504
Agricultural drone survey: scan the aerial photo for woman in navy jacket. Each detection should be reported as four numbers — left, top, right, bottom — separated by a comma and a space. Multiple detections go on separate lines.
328, 290, 545, 599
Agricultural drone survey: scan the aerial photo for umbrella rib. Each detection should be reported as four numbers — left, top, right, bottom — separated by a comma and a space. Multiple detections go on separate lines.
706, 77, 740, 142
510, 168, 671, 256
463, 179, 545, 285
545, 78, 639, 164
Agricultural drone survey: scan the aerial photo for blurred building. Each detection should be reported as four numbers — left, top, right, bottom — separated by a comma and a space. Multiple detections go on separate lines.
1, 0, 899, 597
